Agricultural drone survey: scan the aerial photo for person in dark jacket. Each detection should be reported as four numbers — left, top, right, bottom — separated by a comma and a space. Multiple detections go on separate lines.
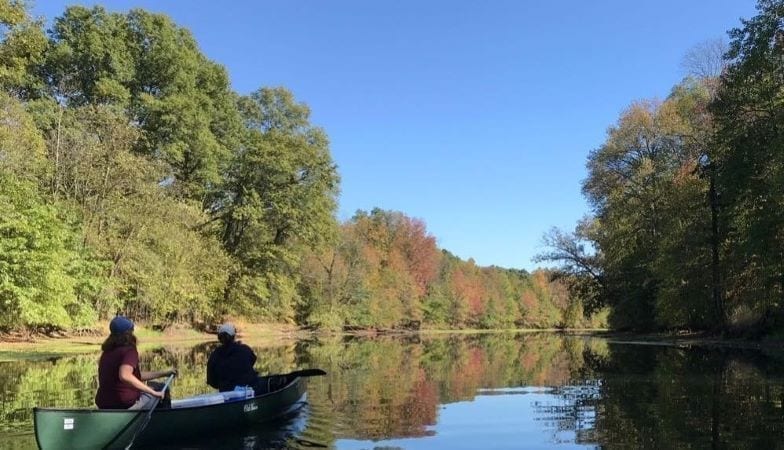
206, 324, 259, 392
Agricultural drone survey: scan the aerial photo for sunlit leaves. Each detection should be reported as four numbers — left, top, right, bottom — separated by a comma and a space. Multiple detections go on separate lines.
0, 175, 97, 329
0, 0, 47, 96
46, 6, 242, 199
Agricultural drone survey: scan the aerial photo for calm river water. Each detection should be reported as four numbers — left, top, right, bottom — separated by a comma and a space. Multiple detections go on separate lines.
2, 332, 784, 449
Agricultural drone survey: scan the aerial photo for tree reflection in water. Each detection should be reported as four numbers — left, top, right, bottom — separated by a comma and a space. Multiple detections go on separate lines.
2, 333, 784, 449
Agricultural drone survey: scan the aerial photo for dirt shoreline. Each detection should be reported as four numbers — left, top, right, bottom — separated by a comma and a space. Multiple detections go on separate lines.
3, 327, 782, 355
0, 323, 311, 355
590, 330, 784, 352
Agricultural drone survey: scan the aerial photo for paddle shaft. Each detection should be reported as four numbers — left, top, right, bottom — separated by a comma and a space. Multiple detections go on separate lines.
274, 368, 326, 379
256, 368, 325, 396
122, 373, 175, 450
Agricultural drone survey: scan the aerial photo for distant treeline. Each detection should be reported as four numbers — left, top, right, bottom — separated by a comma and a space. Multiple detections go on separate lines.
539, 1, 784, 333
0, 1, 604, 332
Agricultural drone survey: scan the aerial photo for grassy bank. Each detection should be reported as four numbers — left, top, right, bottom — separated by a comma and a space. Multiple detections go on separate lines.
10, 325, 780, 360
0, 322, 309, 359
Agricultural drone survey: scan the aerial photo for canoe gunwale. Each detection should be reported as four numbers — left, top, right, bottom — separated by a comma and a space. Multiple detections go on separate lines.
32, 376, 301, 414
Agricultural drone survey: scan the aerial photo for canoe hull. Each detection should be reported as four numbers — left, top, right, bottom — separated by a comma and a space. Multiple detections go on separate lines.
34, 377, 306, 450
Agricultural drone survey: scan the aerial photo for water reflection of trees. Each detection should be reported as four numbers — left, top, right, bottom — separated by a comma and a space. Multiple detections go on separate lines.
304, 333, 605, 441
1, 333, 597, 440
0, 355, 97, 432
4, 334, 784, 449
306, 335, 784, 448
551, 345, 784, 449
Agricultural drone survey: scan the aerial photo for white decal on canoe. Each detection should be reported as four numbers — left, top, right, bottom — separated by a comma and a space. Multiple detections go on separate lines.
63, 418, 74, 430
243, 402, 258, 413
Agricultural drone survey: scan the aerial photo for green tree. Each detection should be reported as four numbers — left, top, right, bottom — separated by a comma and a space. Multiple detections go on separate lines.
535, 220, 605, 315
711, 0, 784, 329
44, 6, 243, 199
582, 101, 678, 329
649, 81, 717, 329
575, 81, 726, 331
0, 175, 98, 330
0, 91, 48, 180
299, 223, 373, 330
216, 87, 339, 322
0, 0, 47, 96
27, 103, 230, 324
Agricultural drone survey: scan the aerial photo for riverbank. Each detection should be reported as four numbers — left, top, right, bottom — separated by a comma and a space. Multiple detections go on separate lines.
595, 330, 784, 352
0, 325, 604, 360
0, 322, 310, 359
5, 325, 782, 360
0, 324, 587, 345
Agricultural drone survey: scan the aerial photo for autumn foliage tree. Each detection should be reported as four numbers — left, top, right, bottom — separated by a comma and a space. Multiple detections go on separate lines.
300, 208, 596, 331
541, 1, 784, 334
0, 0, 597, 332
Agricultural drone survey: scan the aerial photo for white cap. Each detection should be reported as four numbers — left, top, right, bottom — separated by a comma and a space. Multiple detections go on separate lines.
217, 323, 236, 336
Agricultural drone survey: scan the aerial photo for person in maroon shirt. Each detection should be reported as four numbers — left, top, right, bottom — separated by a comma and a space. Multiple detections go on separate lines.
95, 316, 176, 409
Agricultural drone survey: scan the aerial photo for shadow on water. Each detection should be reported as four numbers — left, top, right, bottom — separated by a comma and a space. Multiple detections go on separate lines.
3, 332, 784, 449
148, 404, 328, 450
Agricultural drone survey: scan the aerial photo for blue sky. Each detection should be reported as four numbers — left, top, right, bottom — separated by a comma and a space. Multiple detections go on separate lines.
35, 1, 757, 270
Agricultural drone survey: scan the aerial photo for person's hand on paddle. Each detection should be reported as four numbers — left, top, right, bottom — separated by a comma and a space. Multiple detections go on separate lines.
146, 387, 166, 399
166, 368, 178, 377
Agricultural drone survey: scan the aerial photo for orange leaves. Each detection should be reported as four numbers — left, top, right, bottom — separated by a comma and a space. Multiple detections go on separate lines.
306, 209, 441, 328
302, 208, 576, 330
521, 290, 538, 312
532, 270, 549, 292
398, 217, 440, 297
448, 263, 486, 318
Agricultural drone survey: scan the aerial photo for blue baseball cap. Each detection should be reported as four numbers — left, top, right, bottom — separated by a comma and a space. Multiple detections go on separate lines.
109, 316, 134, 334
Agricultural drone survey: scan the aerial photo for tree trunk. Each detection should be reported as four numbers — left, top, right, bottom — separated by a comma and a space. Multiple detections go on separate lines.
709, 165, 724, 327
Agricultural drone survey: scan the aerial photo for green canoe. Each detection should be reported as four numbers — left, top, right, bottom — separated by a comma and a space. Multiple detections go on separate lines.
33, 376, 307, 450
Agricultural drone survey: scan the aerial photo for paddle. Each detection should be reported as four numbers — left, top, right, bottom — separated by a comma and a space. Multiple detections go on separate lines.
122, 373, 176, 450
277, 368, 326, 378
257, 369, 326, 395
